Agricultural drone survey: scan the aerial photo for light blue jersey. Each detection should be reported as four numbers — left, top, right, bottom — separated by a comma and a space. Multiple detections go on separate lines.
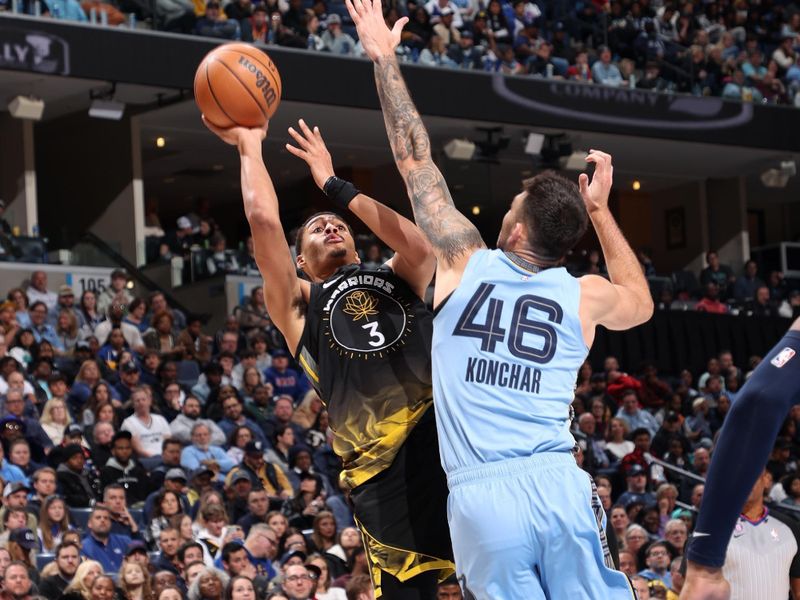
433, 249, 635, 600
432, 249, 587, 475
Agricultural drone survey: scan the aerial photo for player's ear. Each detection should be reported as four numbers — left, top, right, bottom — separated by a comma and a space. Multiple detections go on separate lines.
296, 253, 306, 270
507, 222, 526, 248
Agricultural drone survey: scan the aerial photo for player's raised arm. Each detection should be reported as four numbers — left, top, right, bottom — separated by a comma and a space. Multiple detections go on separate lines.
578, 150, 654, 338
285, 119, 435, 298
345, 0, 484, 304
202, 118, 306, 353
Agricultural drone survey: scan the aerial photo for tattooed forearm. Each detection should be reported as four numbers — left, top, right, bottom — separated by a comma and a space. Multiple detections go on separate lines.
406, 164, 485, 264
373, 55, 484, 264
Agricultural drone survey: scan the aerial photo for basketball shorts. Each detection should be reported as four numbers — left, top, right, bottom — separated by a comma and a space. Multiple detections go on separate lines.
447, 452, 636, 600
350, 408, 455, 598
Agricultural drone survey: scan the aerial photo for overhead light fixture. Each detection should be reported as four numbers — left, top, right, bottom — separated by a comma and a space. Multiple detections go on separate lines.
89, 99, 125, 120
561, 150, 589, 171
761, 161, 797, 188
471, 206, 481, 216
156, 137, 166, 148
88, 83, 125, 120
524, 133, 545, 156
8, 96, 44, 121
443, 139, 476, 161
632, 180, 641, 191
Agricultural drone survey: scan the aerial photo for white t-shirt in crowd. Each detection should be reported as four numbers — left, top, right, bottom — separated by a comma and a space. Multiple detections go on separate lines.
121, 413, 171, 456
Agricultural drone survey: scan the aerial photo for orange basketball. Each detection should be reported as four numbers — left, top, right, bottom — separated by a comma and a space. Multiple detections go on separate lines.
194, 43, 282, 129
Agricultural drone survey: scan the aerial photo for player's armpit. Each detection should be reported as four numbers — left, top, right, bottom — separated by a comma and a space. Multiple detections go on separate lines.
579, 274, 653, 333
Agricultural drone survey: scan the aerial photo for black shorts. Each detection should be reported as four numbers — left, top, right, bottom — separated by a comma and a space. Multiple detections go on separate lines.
350, 407, 455, 587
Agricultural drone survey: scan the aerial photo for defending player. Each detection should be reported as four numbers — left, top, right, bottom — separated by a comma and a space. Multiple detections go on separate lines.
681, 318, 800, 600
346, 0, 653, 597
203, 118, 454, 599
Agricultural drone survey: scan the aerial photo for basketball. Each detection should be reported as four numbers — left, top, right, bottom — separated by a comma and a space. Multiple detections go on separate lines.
194, 43, 282, 129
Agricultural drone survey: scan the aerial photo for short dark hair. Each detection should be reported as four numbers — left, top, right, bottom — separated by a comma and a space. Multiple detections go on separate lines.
55, 541, 80, 558
519, 171, 587, 261
631, 427, 651, 440
295, 212, 354, 255
221, 541, 246, 563
177, 541, 204, 564
163, 438, 182, 451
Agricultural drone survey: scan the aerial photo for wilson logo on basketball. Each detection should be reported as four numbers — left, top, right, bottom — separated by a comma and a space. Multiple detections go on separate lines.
238, 55, 277, 108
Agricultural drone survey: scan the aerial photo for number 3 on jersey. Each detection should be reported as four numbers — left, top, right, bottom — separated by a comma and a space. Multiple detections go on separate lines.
453, 282, 563, 364
362, 322, 386, 347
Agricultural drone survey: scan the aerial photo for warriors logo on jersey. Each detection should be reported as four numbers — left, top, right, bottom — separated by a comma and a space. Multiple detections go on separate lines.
321, 272, 416, 360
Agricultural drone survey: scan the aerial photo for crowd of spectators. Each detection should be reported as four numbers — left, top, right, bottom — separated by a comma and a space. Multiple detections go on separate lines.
570, 247, 800, 320
4, 0, 800, 107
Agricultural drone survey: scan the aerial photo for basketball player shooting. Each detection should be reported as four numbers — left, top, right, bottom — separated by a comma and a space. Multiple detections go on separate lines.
201, 117, 455, 599
346, 0, 654, 597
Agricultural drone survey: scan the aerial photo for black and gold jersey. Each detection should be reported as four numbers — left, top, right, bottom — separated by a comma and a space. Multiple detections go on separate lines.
295, 263, 434, 490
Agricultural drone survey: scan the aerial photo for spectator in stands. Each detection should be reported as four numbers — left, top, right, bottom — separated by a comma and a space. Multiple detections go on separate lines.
195, 1, 241, 40
121, 387, 172, 470
77, 290, 104, 337
733, 259, 765, 303
144, 311, 185, 361
181, 422, 235, 480
148, 292, 187, 334
280, 563, 316, 600
81, 505, 134, 574
56, 443, 99, 508
3, 389, 53, 460
187, 567, 228, 600
124, 298, 149, 334
48, 285, 82, 327
94, 304, 145, 355
748, 285, 777, 317
263, 350, 308, 403
177, 315, 212, 364
592, 45, 623, 86
321, 14, 357, 55
205, 234, 240, 276
616, 390, 659, 437
694, 282, 728, 314
618, 464, 656, 508
39, 541, 80, 597
170, 395, 225, 446
240, 441, 292, 504
96, 270, 133, 318
25, 271, 57, 311
99, 432, 152, 505
219, 392, 269, 448
664, 518, 687, 556
723, 68, 764, 102
638, 540, 672, 588
27, 301, 58, 347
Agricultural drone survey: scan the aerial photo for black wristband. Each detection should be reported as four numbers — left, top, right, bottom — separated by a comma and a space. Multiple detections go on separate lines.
322, 176, 360, 210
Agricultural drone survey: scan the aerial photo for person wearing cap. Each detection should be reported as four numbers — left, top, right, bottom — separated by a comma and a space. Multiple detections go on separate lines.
180, 422, 235, 482
263, 349, 309, 404
114, 359, 142, 404
240, 441, 293, 505
618, 464, 657, 509
100, 431, 153, 505
48, 284, 85, 329
686, 397, 713, 448
25, 271, 57, 312
96, 269, 134, 318
56, 443, 100, 508
195, 0, 241, 40
320, 13, 357, 55
2, 388, 53, 462
423, 0, 463, 27
165, 216, 195, 260
432, 6, 460, 45
0, 483, 36, 534
224, 468, 253, 523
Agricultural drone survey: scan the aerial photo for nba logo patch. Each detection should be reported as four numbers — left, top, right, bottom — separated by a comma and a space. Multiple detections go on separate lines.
771, 347, 796, 368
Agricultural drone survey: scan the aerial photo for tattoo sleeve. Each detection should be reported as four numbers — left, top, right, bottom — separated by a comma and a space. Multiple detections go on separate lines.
374, 56, 484, 265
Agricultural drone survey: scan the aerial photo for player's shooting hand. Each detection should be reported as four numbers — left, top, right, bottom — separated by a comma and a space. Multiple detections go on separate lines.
285, 119, 335, 190
578, 149, 613, 214
202, 116, 268, 148
345, 0, 408, 61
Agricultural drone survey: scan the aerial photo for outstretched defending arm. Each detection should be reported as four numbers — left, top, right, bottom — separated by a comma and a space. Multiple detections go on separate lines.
203, 118, 306, 354
285, 119, 434, 299
578, 151, 654, 344
346, 0, 484, 305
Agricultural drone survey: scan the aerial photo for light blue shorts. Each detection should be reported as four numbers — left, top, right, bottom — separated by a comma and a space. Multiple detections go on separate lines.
447, 452, 637, 600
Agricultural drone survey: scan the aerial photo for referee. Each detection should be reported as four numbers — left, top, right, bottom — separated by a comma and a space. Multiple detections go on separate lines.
721, 469, 800, 600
